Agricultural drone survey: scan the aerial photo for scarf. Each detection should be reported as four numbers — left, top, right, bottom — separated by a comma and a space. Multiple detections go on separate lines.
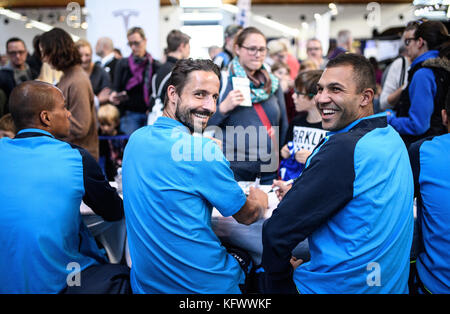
126, 53, 153, 106
229, 56, 279, 103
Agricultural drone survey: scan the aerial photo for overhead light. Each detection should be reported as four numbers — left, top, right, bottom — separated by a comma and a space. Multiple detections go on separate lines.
180, 0, 221, 8
0, 8, 23, 20
181, 12, 223, 21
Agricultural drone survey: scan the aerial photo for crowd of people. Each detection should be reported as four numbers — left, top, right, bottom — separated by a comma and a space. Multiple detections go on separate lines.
0, 18, 449, 295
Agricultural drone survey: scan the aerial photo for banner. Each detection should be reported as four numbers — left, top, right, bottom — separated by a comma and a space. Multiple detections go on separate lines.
85, 0, 160, 60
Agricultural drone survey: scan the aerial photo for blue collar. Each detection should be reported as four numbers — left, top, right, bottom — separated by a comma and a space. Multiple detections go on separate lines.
153, 116, 191, 134
17, 128, 55, 138
327, 112, 387, 136
411, 50, 439, 67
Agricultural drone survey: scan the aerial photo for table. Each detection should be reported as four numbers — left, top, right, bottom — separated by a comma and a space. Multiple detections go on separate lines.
81, 181, 310, 267
211, 183, 310, 265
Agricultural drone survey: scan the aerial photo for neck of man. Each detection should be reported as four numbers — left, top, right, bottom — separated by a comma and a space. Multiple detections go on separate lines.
167, 51, 182, 60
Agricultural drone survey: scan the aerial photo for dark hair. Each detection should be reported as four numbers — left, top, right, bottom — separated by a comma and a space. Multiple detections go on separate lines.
294, 70, 323, 100
166, 30, 190, 53
164, 58, 220, 107
32, 35, 41, 59
40, 28, 81, 71
414, 20, 450, 58
326, 53, 377, 94
234, 26, 266, 48
6, 37, 26, 51
9, 81, 59, 131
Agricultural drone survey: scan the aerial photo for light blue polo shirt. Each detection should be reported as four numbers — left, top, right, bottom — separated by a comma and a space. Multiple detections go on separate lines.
122, 117, 247, 294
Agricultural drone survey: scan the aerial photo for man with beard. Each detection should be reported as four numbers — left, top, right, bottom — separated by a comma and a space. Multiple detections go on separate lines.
122, 59, 268, 294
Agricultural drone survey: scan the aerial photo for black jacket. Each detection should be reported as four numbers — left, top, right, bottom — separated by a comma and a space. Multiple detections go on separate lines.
112, 56, 161, 114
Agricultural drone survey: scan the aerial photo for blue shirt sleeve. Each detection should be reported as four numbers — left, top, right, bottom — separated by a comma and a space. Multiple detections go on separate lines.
262, 135, 355, 292
389, 68, 437, 135
193, 138, 246, 217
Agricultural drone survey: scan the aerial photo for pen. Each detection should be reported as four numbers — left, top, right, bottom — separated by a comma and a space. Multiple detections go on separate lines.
254, 174, 261, 189
268, 179, 294, 193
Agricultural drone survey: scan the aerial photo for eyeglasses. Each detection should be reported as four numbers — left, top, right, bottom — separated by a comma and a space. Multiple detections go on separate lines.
7, 50, 26, 56
307, 47, 321, 52
128, 41, 143, 47
404, 37, 417, 46
294, 89, 315, 98
240, 45, 268, 56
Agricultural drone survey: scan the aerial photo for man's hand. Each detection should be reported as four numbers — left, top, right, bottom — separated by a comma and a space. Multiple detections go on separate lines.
98, 87, 112, 105
272, 179, 292, 201
248, 186, 268, 212
290, 256, 304, 270
233, 187, 268, 225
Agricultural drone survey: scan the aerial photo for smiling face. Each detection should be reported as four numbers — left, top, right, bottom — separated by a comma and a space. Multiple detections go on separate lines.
78, 45, 92, 71
170, 70, 220, 133
315, 65, 366, 131
235, 33, 267, 75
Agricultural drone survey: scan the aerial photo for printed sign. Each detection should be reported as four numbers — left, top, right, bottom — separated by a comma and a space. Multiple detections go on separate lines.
292, 126, 327, 152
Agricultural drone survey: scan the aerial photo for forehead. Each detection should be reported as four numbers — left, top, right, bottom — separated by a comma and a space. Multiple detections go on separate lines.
307, 40, 321, 48
7, 41, 25, 50
128, 32, 144, 41
403, 29, 416, 38
319, 65, 357, 89
183, 70, 220, 93
242, 33, 266, 46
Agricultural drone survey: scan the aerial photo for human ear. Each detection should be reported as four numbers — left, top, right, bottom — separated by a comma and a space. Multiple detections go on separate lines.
442, 109, 448, 127
39, 110, 51, 127
360, 88, 375, 108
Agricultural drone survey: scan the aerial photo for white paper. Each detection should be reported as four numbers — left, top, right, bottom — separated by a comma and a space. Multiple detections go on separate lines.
232, 77, 252, 107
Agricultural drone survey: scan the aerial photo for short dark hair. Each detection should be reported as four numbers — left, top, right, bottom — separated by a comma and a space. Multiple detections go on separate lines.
6, 37, 26, 51
326, 53, 377, 94
9, 81, 59, 131
166, 30, 190, 53
40, 28, 81, 71
164, 58, 220, 107
295, 70, 323, 100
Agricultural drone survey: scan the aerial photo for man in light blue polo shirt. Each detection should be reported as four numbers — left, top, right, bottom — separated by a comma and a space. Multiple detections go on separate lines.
122, 59, 268, 294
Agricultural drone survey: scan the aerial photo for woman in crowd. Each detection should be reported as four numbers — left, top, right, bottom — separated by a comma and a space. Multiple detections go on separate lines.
208, 26, 288, 184
40, 28, 99, 160
75, 39, 112, 107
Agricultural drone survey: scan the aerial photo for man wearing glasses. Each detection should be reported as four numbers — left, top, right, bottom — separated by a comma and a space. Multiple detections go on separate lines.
0, 37, 39, 109
305, 38, 327, 70
109, 27, 161, 135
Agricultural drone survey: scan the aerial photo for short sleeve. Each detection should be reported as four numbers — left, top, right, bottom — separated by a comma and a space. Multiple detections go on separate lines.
193, 138, 246, 217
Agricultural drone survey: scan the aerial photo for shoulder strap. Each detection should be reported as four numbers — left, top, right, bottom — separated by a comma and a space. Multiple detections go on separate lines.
253, 103, 275, 142
157, 72, 172, 98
